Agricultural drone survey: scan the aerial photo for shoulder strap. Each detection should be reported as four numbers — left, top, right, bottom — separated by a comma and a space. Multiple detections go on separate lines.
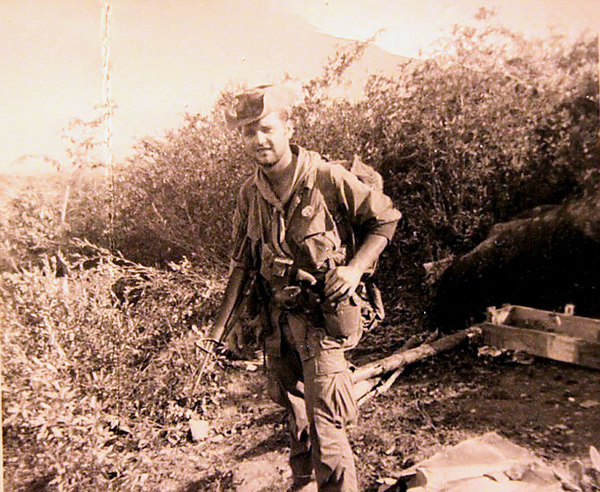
314, 162, 356, 252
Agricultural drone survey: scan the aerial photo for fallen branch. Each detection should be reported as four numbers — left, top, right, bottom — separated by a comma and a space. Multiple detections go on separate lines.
356, 331, 440, 406
353, 327, 481, 383
356, 366, 404, 407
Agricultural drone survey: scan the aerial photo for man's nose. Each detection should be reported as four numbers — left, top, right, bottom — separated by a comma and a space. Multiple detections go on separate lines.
255, 131, 268, 145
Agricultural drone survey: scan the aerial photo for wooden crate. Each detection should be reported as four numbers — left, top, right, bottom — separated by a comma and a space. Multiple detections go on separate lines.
479, 305, 600, 369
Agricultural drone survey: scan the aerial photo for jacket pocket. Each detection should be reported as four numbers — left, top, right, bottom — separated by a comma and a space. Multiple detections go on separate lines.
291, 206, 344, 270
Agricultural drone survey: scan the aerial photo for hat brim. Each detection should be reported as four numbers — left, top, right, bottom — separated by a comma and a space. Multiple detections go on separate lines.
225, 84, 300, 129
225, 109, 265, 129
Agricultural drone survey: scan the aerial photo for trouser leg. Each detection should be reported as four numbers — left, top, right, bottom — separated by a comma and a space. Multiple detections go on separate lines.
265, 333, 313, 478
303, 349, 358, 492
268, 311, 361, 491
287, 391, 313, 478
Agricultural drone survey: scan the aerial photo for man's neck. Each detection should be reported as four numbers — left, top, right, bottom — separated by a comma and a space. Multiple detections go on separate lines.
262, 146, 296, 201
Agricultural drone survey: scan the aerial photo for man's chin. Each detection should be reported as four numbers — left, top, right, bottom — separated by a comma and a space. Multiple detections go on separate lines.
256, 160, 276, 169
254, 155, 277, 167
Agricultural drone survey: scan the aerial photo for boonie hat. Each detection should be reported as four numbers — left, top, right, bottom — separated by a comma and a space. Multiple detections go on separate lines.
225, 84, 298, 128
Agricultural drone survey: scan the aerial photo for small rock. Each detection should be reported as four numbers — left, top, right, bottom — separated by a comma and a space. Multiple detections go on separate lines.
384, 444, 396, 455
189, 419, 210, 442
211, 434, 226, 443
568, 460, 585, 483
590, 446, 600, 471
377, 477, 401, 492
580, 400, 600, 409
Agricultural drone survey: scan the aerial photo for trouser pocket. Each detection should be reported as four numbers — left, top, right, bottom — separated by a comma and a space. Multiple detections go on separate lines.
304, 351, 358, 426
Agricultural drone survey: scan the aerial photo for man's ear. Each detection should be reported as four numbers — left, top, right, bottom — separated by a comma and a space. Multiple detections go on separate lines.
286, 119, 294, 139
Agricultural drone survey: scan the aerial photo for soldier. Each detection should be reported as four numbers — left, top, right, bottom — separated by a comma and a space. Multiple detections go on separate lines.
213, 85, 401, 492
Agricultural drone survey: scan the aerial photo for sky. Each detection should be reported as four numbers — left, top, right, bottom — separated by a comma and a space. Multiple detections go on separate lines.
290, 0, 599, 56
1, 0, 598, 175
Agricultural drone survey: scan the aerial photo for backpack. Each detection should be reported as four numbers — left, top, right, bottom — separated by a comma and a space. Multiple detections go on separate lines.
331, 155, 384, 192
314, 154, 386, 251
316, 154, 387, 330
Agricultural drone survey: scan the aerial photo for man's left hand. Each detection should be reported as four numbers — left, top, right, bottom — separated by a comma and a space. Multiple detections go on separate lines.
324, 265, 362, 302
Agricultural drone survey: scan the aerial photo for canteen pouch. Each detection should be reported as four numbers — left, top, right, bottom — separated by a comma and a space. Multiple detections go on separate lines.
320, 295, 362, 339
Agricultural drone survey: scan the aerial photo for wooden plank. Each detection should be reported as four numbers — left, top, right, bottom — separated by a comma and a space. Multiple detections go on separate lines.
486, 305, 600, 342
509, 305, 600, 342
480, 322, 600, 370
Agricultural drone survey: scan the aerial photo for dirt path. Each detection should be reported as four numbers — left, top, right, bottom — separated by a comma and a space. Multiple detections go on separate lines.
398, 347, 600, 461
152, 342, 599, 492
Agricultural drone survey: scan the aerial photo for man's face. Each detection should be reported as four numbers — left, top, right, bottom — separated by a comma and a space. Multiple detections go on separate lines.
240, 112, 293, 168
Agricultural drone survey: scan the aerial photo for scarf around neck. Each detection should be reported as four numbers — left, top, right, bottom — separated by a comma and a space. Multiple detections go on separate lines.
254, 145, 318, 211
252, 146, 321, 257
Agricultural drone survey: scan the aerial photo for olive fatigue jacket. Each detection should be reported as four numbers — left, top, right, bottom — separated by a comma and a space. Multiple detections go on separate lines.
231, 146, 401, 287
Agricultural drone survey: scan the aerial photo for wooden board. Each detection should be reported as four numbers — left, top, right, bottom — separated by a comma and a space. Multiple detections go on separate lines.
480, 321, 600, 370
486, 305, 600, 342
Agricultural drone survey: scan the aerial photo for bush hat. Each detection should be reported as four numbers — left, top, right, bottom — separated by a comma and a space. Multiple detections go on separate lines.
225, 84, 298, 128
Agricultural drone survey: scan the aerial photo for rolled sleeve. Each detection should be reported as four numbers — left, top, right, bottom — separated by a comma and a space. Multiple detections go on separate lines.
327, 164, 402, 243
229, 183, 254, 272
365, 219, 398, 242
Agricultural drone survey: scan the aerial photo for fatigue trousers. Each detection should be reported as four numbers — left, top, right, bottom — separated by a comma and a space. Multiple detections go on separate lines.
265, 310, 361, 492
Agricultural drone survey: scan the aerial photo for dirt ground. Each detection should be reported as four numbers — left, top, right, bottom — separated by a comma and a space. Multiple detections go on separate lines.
154, 328, 600, 492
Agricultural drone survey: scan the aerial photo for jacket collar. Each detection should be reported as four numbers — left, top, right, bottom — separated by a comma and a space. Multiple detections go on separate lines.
253, 145, 319, 211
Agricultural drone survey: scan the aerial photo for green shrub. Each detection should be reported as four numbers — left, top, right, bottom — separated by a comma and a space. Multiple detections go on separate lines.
104, 21, 598, 277
1, 246, 226, 490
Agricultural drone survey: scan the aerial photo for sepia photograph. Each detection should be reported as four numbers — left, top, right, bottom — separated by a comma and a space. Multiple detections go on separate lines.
1, 0, 599, 490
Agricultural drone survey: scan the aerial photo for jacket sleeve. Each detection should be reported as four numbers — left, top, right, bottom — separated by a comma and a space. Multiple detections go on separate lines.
229, 181, 254, 272
325, 164, 402, 243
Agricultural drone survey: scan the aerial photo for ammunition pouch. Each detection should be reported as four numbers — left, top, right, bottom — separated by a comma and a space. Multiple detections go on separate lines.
260, 245, 385, 337
263, 252, 302, 308
319, 280, 384, 338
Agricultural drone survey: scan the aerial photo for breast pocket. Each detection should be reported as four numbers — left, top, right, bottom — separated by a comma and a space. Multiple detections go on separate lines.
291, 203, 344, 271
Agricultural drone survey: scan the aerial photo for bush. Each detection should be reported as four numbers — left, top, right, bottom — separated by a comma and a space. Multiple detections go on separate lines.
2, 19, 597, 329
0, 175, 65, 271
106, 21, 598, 278
1, 245, 226, 490
0, 168, 110, 274
110, 94, 251, 266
